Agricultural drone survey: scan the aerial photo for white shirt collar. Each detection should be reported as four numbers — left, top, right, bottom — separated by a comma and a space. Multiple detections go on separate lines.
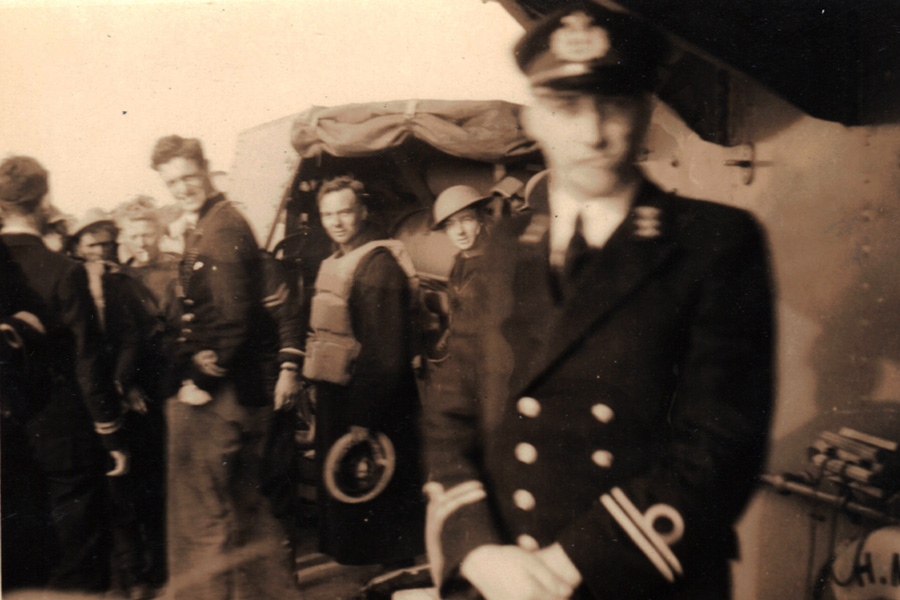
548, 178, 640, 267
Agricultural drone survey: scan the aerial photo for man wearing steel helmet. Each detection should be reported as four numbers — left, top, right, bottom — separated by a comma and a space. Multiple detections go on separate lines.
428, 185, 492, 361
423, 5, 774, 600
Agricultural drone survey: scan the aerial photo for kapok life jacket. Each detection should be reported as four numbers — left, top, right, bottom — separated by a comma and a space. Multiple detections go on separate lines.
303, 239, 418, 386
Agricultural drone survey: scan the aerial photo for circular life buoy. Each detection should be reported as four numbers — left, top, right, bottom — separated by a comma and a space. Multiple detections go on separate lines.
324, 431, 396, 504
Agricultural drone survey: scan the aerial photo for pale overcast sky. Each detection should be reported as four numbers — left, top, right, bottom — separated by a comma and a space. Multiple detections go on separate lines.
0, 0, 529, 219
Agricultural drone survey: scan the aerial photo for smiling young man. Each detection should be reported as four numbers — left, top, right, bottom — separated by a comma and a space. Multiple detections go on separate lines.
151, 135, 279, 600
423, 5, 775, 600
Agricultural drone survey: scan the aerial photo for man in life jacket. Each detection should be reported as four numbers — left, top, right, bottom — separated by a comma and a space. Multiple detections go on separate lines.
289, 175, 425, 567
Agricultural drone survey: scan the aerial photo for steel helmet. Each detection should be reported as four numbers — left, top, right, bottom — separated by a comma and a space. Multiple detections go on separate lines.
431, 185, 490, 230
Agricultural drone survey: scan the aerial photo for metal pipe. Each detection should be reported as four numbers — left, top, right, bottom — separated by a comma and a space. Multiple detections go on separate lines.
760, 473, 898, 525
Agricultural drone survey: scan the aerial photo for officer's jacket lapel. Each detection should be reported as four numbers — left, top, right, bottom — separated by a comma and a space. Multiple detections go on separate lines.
511, 181, 677, 397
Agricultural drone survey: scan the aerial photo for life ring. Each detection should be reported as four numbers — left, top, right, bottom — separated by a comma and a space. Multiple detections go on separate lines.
323, 431, 396, 504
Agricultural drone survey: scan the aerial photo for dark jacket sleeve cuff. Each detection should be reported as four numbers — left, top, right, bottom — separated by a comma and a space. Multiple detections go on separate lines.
278, 348, 305, 366
557, 486, 687, 599
424, 480, 502, 595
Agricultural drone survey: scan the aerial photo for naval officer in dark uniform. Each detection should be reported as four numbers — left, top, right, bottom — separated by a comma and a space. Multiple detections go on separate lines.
423, 6, 775, 600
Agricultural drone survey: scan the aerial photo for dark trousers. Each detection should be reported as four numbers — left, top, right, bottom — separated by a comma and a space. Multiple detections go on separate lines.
18, 422, 111, 592
2, 393, 111, 594
166, 383, 299, 600
1, 417, 55, 591
108, 406, 167, 588
44, 463, 111, 591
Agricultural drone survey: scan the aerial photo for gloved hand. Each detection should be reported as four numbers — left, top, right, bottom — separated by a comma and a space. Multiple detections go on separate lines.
461, 544, 574, 600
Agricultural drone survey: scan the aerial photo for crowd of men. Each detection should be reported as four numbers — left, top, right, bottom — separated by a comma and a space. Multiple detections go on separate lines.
1, 5, 775, 600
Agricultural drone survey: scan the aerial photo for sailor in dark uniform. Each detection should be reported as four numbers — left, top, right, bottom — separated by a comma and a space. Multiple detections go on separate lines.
429, 185, 492, 362
0, 156, 129, 593
423, 6, 775, 600
151, 135, 282, 600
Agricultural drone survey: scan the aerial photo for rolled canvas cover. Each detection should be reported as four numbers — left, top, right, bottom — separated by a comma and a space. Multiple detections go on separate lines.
290, 100, 539, 162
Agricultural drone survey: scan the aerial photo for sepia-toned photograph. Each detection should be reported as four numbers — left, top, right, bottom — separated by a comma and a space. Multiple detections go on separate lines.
2, 1, 900, 599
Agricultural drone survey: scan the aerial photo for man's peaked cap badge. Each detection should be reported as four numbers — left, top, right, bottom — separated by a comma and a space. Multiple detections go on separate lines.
550, 11, 611, 63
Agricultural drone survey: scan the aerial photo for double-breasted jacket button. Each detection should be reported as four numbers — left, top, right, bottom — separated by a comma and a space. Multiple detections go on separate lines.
183, 298, 195, 307
591, 403, 614, 423
181, 313, 195, 322
592, 450, 614, 468
515, 442, 538, 464
182, 328, 193, 335
517, 397, 541, 418
513, 489, 536, 511
517, 534, 539, 551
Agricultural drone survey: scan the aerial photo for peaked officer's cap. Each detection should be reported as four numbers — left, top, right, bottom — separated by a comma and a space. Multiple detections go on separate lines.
515, 3, 667, 94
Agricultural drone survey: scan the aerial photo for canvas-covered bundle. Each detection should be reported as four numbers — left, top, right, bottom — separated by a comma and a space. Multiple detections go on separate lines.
290, 99, 538, 162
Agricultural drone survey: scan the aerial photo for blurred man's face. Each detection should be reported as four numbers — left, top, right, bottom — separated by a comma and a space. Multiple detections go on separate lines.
120, 219, 161, 265
75, 228, 116, 263
442, 208, 482, 252
319, 188, 367, 248
157, 157, 213, 214
522, 89, 651, 199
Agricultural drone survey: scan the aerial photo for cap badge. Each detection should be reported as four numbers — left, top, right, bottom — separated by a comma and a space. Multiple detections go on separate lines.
550, 11, 611, 63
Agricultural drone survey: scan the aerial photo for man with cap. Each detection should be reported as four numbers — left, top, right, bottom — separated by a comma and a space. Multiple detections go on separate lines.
423, 5, 774, 600
0, 156, 129, 593
68, 207, 168, 598
67, 208, 124, 326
